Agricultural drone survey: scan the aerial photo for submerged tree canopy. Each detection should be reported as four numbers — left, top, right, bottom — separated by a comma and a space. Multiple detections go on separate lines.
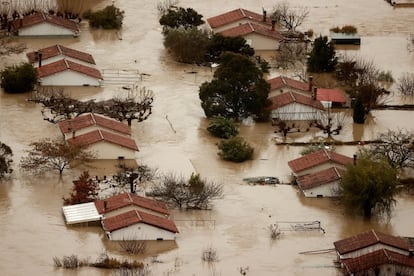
0, 62, 38, 93
0, 141, 13, 178
340, 150, 399, 219
159, 7, 204, 30
199, 52, 271, 121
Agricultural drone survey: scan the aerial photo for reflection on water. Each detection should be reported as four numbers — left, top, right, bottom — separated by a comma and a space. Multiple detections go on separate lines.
0, 0, 414, 275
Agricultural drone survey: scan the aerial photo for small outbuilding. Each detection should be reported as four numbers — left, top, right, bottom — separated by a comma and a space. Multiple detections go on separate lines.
37, 59, 103, 86
10, 12, 80, 37
330, 31, 361, 45
62, 202, 102, 225
315, 87, 347, 108
102, 210, 179, 241
296, 167, 343, 197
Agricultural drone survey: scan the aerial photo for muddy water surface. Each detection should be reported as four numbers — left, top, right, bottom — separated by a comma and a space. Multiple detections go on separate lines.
0, 0, 414, 275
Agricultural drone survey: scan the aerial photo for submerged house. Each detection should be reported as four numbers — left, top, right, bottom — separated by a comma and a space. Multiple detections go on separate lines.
206, 8, 273, 33
268, 91, 324, 121
296, 167, 343, 197
36, 59, 103, 86
27, 44, 96, 67
10, 12, 80, 37
66, 129, 138, 160
267, 76, 313, 98
58, 113, 131, 140
95, 192, 170, 219
219, 22, 284, 51
334, 229, 413, 260
288, 149, 354, 177
102, 210, 179, 241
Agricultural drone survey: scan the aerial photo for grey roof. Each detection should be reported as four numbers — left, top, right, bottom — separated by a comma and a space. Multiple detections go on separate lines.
62, 202, 102, 224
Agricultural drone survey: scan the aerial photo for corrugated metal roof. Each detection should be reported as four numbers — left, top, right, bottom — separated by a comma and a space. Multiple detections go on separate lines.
62, 202, 102, 224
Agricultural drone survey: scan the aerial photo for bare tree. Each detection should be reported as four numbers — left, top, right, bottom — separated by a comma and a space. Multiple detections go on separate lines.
20, 138, 94, 175
397, 73, 414, 96
156, 0, 179, 16
275, 41, 307, 69
369, 129, 414, 169
29, 86, 154, 126
148, 173, 223, 209
315, 111, 346, 137
271, 2, 309, 33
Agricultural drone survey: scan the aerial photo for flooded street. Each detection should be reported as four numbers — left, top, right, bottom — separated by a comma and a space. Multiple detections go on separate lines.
0, 0, 414, 275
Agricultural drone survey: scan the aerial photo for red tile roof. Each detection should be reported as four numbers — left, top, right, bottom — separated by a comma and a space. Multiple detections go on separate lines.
27, 45, 95, 65
207, 8, 272, 29
267, 76, 311, 92
316, 88, 346, 104
37, 59, 103, 80
297, 167, 343, 190
58, 113, 131, 136
95, 192, 169, 216
220, 22, 284, 41
268, 91, 325, 110
342, 249, 414, 274
102, 210, 179, 233
334, 229, 411, 255
288, 149, 353, 174
10, 12, 79, 32
67, 129, 138, 151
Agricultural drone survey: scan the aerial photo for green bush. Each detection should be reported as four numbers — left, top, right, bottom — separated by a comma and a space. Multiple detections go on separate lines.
86, 5, 124, 29
330, 25, 357, 34
218, 136, 253, 162
0, 62, 37, 93
207, 116, 239, 139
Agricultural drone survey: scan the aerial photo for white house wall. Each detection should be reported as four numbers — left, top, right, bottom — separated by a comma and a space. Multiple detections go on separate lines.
84, 141, 137, 160
103, 206, 168, 219
33, 56, 96, 67
300, 181, 340, 197
244, 33, 280, 51
108, 223, 176, 240
340, 244, 409, 259
271, 103, 321, 121
19, 23, 76, 36
39, 70, 101, 86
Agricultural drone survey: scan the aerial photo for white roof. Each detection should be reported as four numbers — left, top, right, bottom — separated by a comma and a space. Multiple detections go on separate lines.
62, 202, 102, 224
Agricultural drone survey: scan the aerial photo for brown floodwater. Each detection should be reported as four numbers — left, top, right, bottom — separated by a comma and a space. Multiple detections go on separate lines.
0, 0, 414, 275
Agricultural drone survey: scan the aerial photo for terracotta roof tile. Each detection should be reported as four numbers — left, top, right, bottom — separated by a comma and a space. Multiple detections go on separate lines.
268, 91, 325, 110
102, 210, 179, 233
95, 192, 169, 215
334, 229, 411, 255
58, 113, 131, 135
67, 129, 138, 151
37, 59, 103, 79
288, 149, 353, 174
207, 8, 272, 29
316, 88, 346, 103
27, 45, 95, 64
297, 167, 343, 190
10, 12, 79, 32
267, 76, 310, 92
220, 22, 284, 41
342, 249, 414, 274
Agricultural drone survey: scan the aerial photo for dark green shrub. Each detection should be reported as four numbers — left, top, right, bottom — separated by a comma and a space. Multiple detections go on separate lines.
207, 116, 239, 139
0, 62, 37, 93
218, 136, 254, 162
87, 5, 124, 29
159, 7, 204, 30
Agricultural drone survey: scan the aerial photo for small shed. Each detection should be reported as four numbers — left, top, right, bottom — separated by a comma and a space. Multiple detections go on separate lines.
62, 202, 102, 225
296, 167, 343, 197
330, 31, 361, 45
315, 88, 347, 108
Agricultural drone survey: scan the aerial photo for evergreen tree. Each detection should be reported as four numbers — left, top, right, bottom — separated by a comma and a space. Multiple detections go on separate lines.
353, 96, 365, 124
307, 35, 337, 72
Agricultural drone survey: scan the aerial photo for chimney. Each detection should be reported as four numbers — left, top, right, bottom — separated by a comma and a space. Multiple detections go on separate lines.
103, 200, 107, 211
262, 10, 267, 22
409, 249, 414, 258
312, 87, 317, 100
38, 52, 42, 67
353, 154, 357, 165
271, 19, 276, 31
308, 76, 313, 92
